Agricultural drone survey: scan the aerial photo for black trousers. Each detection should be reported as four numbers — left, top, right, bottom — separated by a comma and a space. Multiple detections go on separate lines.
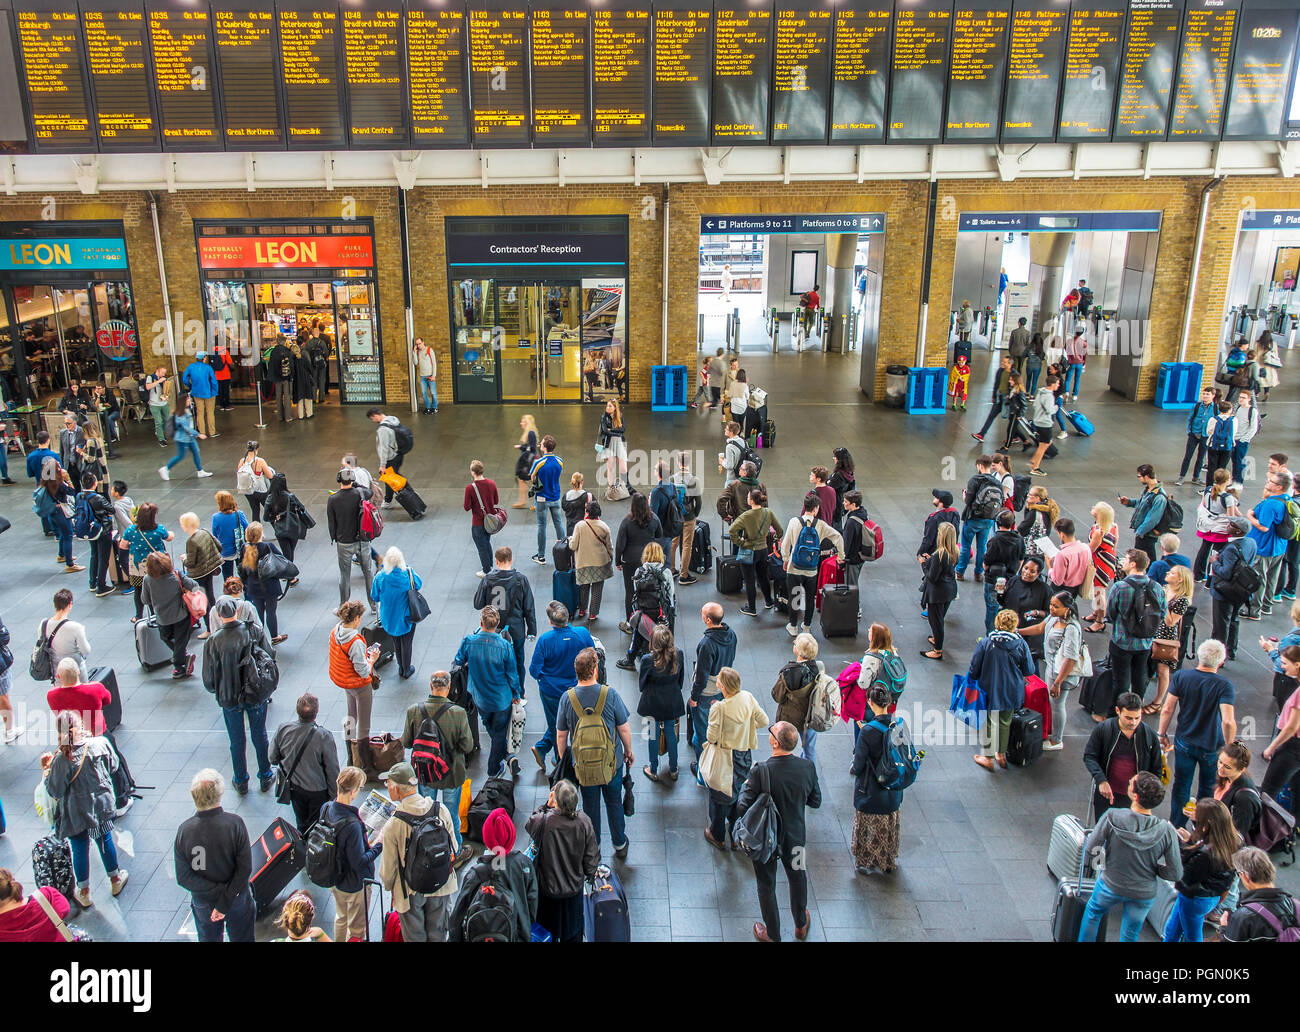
89, 535, 113, 592
1179, 435, 1207, 480
788, 573, 819, 629
1136, 534, 1159, 563
753, 845, 808, 943
623, 562, 639, 618
1109, 642, 1150, 702
289, 788, 331, 835
926, 600, 950, 651
195, 570, 217, 609
1193, 538, 1218, 582
741, 559, 772, 610
536, 891, 584, 943
160, 616, 192, 674
217, 379, 231, 408
275, 536, 297, 563
1211, 597, 1242, 657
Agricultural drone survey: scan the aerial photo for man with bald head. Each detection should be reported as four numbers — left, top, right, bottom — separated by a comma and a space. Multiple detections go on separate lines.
688, 602, 737, 783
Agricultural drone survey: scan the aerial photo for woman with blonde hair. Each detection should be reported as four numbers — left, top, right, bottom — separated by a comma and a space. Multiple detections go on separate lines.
703, 667, 770, 849
1194, 467, 1241, 585
178, 510, 223, 615
562, 470, 593, 534
1146, 565, 1193, 714
76, 417, 108, 493
272, 890, 331, 941
920, 521, 959, 661
238, 522, 290, 645
370, 545, 423, 679
598, 398, 628, 497
513, 413, 539, 509
1085, 500, 1119, 632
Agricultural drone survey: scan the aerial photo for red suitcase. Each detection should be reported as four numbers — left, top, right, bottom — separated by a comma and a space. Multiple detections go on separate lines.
1023, 674, 1053, 740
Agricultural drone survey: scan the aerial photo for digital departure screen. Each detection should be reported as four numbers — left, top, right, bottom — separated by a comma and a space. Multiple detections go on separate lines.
1001, 0, 1067, 141
277, 3, 346, 148
1168, 0, 1238, 138
591, 0, 650, 145
653, 3, 711, 145
15, 0, 95, 151
712, 2, 772, 143
82, 2, 159, 151
406, 0, 469, 147
212, 5, 283, 147
945, 2, 1010, 142
147, 2, 220, 147
531, 1, 590, 146
829, 0, 890, 142
888, 0, 953, 142
771, 0, 831, 143
1057, 0, 1125, 138
1113, 0, 1184, 139
468, 1, 530, 145
1223, 1, 1299, 139
342, 5, 407, 146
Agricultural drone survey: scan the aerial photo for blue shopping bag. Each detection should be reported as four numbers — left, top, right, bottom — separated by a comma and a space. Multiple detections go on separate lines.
530, 922, 553, 943
950, 673, 986, 729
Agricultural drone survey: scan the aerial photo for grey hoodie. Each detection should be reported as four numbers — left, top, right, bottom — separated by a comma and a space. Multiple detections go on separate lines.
1030, 386, 1056, 428
376, 415, 399, 466
333, 622, 370, 679
1085, 806, 1183, 900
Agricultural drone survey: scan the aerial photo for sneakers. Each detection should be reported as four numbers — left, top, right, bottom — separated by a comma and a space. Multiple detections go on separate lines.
476, 570, 487, 578
453, 845, 474, 869
678, 575, 698, 586
110, 870, 129, 896
259, 774, 275, 793
196, 470, 213, 478
1042, 741, 1064, 752
235, 780, 249, 796
764, 599, 776, 610
786, 623, 799, 636
615, 657, 637, 671
74, 888, 93, 908
158, 465, 170, 481
1175, 477, 1185, 486
381, 500, 395, 509
95, 587, 115, 598
618, 620, 632, 633
532, 554, 547, 565
119, 586, 135, 596
739, 606, 758, 617
971, 433, 985, 442
64, 564, 85, 574
1029, 468, 1048, 477
4, 727, 23, 744
1055, 431, 1068, 440
613, 839, 629, 860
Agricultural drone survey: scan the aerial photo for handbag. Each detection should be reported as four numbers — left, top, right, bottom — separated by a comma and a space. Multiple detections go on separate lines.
406, 568, 431, 624
379, 468, 408, 493
949, 673, 987, 729
471, 480, 508, 536
735, 547, 755, 565
698, 740, 733, 795
257, 549, 299, 582
508, 697, 526, 753
176, 571, 208, 622
365, 733, 404, 776
1151, 637, 1180, 663
273, 727, 316, 805
33, 889, 90, 942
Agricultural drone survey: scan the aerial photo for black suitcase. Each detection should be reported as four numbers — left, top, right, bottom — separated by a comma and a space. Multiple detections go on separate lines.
763, 419, 775, 448
465, 776, 516, 843
361, 620, 395, 669
394, 484, 427, 520
715, 555, 742, 594
1006, 707, 1043, 766
1077, 656, 1113, 718
818, 585, 859, 637
1051, 876, 1109, 942
552, 538, 573, 573
249, 817, 306, 914
87, 665, 121, 732
450, 663, 481, 755
691, 521, 713, 575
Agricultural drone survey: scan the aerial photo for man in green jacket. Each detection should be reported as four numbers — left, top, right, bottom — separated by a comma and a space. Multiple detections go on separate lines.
401, 669, 475, 863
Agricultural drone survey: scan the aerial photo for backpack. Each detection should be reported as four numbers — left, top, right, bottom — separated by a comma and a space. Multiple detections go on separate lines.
396, 807, 454, 895
791, 518, 821, 570
567, 685, 617, 787
1230, 363, 1254, 389
971, 475, 1003, 520
461, 862, 519, 941
1210, 416, 1235, 451
865, 650, 908, 703
849, 512, 885, 562
360, 498, 384, 540
164, 413, 176, 437
676, 481, 701, 521
867, 716, 924, 791
806, 670, 842, 732
305, 808, 358, 889
1012, 474, 1032, 512
393, 423, 415, 456
1123, 581, 1164, 639
656, 486, 683, 540
73, 492, 103, 541
238, 627, 279, 703
1275, 498, 1300, 543
29, 618, 68, 682
411, 701, 453, 786
1242, 902, 1300, 943
1215, 548, 1262, 605
738, 443, 762, 476
1154, 492, 1184, 534
633, 566, 672, 619
31, 836, 75, 900
732, 762, 780, 864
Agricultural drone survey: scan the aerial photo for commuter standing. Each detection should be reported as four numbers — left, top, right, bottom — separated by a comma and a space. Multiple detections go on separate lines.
1177, 387, 1217, 486
269, 692, 341, 834
327, 469, 376, 608
182, 352, 219, 437
1118, 464, 1170, 561
414, 337, 438, 413
453, 606, 522, 778
173, 769, 254, 942
530, 435, 565, 565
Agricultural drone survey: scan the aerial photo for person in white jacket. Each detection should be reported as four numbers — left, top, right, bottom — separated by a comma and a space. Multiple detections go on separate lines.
780, 494, 845, 638
1231, 389, 1260, 488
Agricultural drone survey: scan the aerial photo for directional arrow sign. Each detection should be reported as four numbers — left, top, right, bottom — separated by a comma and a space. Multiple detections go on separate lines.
700, 214, 886, 236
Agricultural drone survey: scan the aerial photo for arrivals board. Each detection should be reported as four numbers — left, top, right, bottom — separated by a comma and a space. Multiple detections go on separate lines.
1168, 0, 1238, 137
406, 0, 469, 147
468, 0, 529, 145
146, 1, 220, 147
1001, 0, 1068, 141
712, 2, 772, 142
531, 0, 590, 146
653, 3, 711, 145
829, 0, 891, 142
771, 0, 832, 144
277, 3, 346, 148
82, 1, 159, 151
944, 1, 1010, 142
16, 0, 95, 151
342, 4, 408, 146
1113, 0, 1183, 139
212, 5, 283, 147
1223, 1, 1300, 139
1057, 0, 1125, 138
888, 0, 953, 142
591, 0, 650, 144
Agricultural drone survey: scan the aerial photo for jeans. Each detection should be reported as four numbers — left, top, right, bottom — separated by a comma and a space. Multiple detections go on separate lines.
1179, 435, 1207, 480
89, 534, 113, 592
102, 410, 119, 445
1078, 875, 1153, 942
647, 719, 679, 774
1163, 891, 1220, 942
709, 749, 752, 840
1064, 363, 1083, 396
801, 728, 818, 767
482, 706, 512, 777
690, 695, 717, 762
1048, 681, 1075, 745
51, 510, 73, 567
416, 784, 465, 849
471, 524, 493, 573
165, 439, 203, 472
580, 776, 626, 848
1247, 554, 1285, 618
223, 700, 271, 786
1231, 440, 1249, 484
982, 579, 1000, 633
1170, 739, 1219, 828
1025, 363, 1041, 394
956, 518, 993, 575
1211, 597, 1242, 656
535, 499, 564, 557
754, 845, 809, 942
192, 888, 255, 943
336, 540, 376, 607
419, 376, 438, 412
977, 394, 1005, 435
1108, 642, 1149, 702
68, 829, 119, 887
534, 690, 563, 763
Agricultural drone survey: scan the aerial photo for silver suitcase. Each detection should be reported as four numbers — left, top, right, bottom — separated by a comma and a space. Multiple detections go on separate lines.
135, 615, 172, 671
1048, 814, 1092, 882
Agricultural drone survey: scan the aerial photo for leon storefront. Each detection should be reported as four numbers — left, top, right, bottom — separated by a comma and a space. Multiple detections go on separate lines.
194, 220, 385, 404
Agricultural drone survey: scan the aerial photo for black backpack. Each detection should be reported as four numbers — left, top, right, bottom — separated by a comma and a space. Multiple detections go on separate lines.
971, 475, 1003, 520
738, 443, 762, 476
1154, 492, 1184, 534
393, 423, 415, 455
634, 565, 672, 618
1012, 474, 1032, 512
411, 701, 453, 786
396, 808, 454, 895
461, 861, 519, 941
656, 486, 683, 540
1124, 581, 1164, 639
305, 808, 358, 888
1215, 550, 1263, 605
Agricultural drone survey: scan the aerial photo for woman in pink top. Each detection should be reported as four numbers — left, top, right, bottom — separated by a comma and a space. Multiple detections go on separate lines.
1262, 646, 1300, 813
0, 869, 71, 942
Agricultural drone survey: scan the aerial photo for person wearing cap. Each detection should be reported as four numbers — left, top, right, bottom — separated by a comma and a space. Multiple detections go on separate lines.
328, 467, 376, 610
917, 489, 959, 563
400, 670, 474, 862
203, 597, 278, 797
182, 351, 220, 438
1210, 517, 1258, 661
448, 807, 539, 942
376, 761, 459, 942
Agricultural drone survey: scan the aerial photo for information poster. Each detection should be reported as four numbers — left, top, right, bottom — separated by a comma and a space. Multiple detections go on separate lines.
581, 277, 627, 403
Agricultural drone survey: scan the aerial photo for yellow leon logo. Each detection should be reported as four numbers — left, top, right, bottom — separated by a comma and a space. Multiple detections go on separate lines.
254, 240, 317, 265
9, 241, 72, 266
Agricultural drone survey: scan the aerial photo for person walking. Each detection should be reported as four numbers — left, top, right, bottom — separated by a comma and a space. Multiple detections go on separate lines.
454, 606, 523, 779
269, 692, 341, 834
139, 551, 199, 679
173, 768, 254, 942
236, 441, 274, 523
143, 366, 172, 446
920, 521, 959, 660
414, 337, 438, 413
850, 680, 907, 874
529, 434, 565, 564
158, 390, 211, 482
327, 469, 376, 610
262, 472, 311, 568
638, 624, 685, 783
371, 545, 424, 680
1083, 692, 1164, 818
529, 602, 594, 774
513, 414, 539, 510
367, 408, 410, 508
328, 600, 380, 771
238, 522, 289, 645
971, 354, 1015, 443
1177, 387, 1218, 487
182, 352, 219, 438
179, 511, 222, 613
568, 501, 614, 621
779, 492, 844, 637
1025, 374, 1060, 476
956, 455, 1003, 578
35, 463, 81, 574
203, 598, 278, 796
120, 501, 173, 622
968, 609, 1034, 771
376, 762, 459, 942
525, 779, 600, 942
474, 544, 537, 685
704, 667, 770, 851
464, 460, 500, 577
1158, 638, 1238, 829
1106, 548, 1167, 701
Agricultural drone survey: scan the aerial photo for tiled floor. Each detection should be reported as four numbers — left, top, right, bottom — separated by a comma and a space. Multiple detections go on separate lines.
1, 346, 1296, 942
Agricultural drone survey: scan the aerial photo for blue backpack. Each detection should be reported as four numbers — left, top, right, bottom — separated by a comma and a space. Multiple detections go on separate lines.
792, 519, 821, 570
867, 716, 924, 791
73, 492, 103, 540
1210, 416, 1234, 451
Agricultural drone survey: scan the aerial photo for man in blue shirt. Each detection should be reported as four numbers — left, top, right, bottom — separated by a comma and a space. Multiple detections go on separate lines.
1118, 464, 1169, 562
1158, 638, 1238, 829
1148, 534, 1192, 586
25, 430, 60, 535
181, 353, 220, 439
527, 600, 593, 774
529, 434, 564, 565
1177, 387, 1217, 486
1245, 471, 1295, 620
453, 605, 522, 778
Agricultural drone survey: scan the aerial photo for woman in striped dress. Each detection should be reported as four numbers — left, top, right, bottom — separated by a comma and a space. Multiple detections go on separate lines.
1085, 501, 1119, 633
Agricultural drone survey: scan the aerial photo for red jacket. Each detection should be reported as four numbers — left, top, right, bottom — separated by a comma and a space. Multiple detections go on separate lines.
47, 682, 111, 736
0, 887, 70, 942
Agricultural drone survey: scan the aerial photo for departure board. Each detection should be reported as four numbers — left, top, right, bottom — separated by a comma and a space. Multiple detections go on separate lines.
212, 6, 283, 147
277, 4, 345, 148
1057, 0, 1125, 138
771, 0, 831, 143
82, 2, 159, 150
342, 5, 408, 146
531, 1, 590, 146
1168, 0, 1238, 137
1001, 1, 1067, 140
147, 2, 220, 147
712, 3, 772, 142
406, 0, 469, 148
944, 2, 1010, 141
888, 0, 953, 142
468, 1, 530, 145
1223, 2, 1299, 139
653, 4, 711, 144
591, 1, 650, 145
1113, 0, 1184, 138
15, 0, 95, 150
829, 0, 891, 142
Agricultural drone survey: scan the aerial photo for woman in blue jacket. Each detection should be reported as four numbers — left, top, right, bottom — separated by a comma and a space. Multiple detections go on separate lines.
371, 545, 423, 680
159, 389, 211, 481
969, 609, 1034, 771
317, 765, 382, 942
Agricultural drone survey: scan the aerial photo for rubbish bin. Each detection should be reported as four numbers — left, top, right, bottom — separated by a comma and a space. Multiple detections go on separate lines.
885, 365, 909, 409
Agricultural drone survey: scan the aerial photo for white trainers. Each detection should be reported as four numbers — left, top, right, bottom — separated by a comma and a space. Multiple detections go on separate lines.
1043, 741, 1064, 752
196, 470, 213, 478
476, 570, 487, 578
785, 624, 799, 637
158, 466, 169, 481
3, 727, 22, 744
75, 888, 93, 908
110, 870, 129, 896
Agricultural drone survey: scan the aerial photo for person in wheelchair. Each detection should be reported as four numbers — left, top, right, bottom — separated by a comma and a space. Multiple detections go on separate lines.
616, 542, 676, 671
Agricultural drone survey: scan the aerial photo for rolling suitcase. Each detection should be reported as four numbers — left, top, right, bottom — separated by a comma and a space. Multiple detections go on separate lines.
1077, 655, 1113, 718
1006, 708, 1043, 766
87, 665, 121, 732
1051, 873, 1108, 942
134, 615, 171, 671
691, 521, 713, 575
361, 620, 395, 669
449, 663, 481, 756
818, 585, 859, 637
1066, 410, 1095, 437
584, 864, 631, 942
1047, 813, 1092, 882
249, 817, 306, 915
552, 538, 573, 573
394, 484, 427, 520
552, 568, 579, 615
715, 555, 742, 594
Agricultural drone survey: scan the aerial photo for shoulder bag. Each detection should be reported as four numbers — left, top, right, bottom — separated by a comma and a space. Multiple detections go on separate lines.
732, 761, 781, 864
407, 568, 431, 624
177, 570, 208, 622
274, 726, 317, 804
257, 546, 299, 583
33, 888, 85, 942
471, 480, 508, 536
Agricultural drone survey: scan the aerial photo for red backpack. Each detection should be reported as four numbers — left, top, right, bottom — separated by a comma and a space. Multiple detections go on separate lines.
851, 513, 885, 562
360, 498, 384, 540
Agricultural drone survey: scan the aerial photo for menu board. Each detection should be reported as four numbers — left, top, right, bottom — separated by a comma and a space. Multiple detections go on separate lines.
82, 2, 159, 150
653, 3, 711, 144
212, 5, 283, 147
342, 5, 408, 146
945, 2, 1010, 141
1223, 2, 1299, 139
406, 0, 469, 147
277, 3, 345, 148
1168, 0, 1238, 137
531, 1, 590, 146
468, 1, 530, 145
888, 0, 953, 142
591, 1, 650, 144
829, 0, 890, 142
15, 0, 95, 150
1057, 0, 1125, 138
712, 3, 772, 142
147, 2, 220, 146
771, 0, 831, 143
1113, 0, 1184, 138
1001, 1, 1067, 140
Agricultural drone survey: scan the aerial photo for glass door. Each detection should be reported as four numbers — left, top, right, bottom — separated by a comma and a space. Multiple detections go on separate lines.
0, 292, 17, 406
204, 281, 258, 403
451, 277, 499, 402
14, 284, 69, 402
542, 283, 582, 402
90, 281, 143, 386
499, 281, 541, 402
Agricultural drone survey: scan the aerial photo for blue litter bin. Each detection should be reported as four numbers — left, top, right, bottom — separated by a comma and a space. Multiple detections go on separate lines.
651, 365, 688, 411
1154, 362, 1203, 410
905, 367, 947, 414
